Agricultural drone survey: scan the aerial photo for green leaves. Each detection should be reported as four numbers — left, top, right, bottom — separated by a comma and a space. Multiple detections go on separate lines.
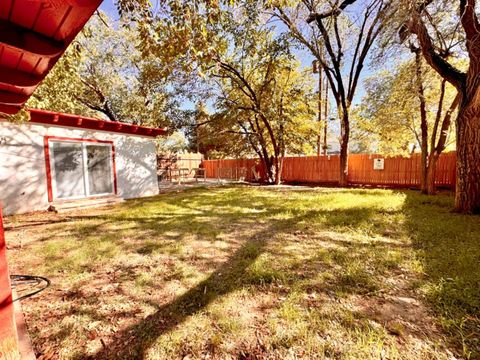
27, 11, 179, 129
353, 58, 458, 155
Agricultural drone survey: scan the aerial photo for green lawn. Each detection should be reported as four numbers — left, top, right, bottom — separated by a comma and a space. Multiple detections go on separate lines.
6, 186, 480, 359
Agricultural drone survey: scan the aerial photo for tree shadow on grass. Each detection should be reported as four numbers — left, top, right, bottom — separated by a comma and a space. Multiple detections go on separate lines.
71, 190, 382, 359
83, 226, 270, 359
11, 186, 423, 358
399, 190, 480, 358
32, 187, 383, 270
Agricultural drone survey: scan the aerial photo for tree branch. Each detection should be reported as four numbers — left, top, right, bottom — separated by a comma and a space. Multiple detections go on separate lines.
435, 91, 461, 153
407, 12, 466, 89
74, 95, 118, 121
460, 0, 480, 42
218, 60, 259, 105
347, 5, 369, 98
431, 79, 446, 154
306, 0, 358, 23
348, 0, 385, 102
312, 16, 347, 106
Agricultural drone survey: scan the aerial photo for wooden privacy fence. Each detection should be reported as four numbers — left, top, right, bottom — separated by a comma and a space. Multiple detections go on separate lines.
202, 158, 267, 182
201, 152, 457, 188
158, 153, 203, 181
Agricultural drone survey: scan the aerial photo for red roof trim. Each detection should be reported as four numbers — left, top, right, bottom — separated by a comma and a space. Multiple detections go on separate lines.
0, 104, 20, 115
28, 109, 167, 138
0, 0, 103, 114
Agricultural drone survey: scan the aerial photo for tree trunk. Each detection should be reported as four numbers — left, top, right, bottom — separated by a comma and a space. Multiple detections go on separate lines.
275, 123, 285, 185
425, 152, 439, 195
275, 155, 284, 185
420, 119, 429, 194
426, 87, 459, 196
273, 154, 280, 185
339, 142, 348, 186
259, 154, 274, 184
420, 131, 428, 194
264, 155, 277, 184
455, 101, 480, 213
339, 111, 349, 186
413, 47, 429, 194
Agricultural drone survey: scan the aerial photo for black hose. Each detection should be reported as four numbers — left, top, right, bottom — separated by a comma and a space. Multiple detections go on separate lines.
10, 275, 51, 302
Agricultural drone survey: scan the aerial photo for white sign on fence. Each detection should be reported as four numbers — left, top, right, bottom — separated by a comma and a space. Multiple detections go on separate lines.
373, 158, 384, 170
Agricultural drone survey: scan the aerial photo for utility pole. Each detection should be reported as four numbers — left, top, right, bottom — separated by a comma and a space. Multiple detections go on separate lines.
313, 60, 323, 157
323, 76, 329, 156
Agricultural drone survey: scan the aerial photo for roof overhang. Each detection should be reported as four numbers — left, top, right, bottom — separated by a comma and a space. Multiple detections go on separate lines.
28, 109, 167, 138
0, 0, 103, 115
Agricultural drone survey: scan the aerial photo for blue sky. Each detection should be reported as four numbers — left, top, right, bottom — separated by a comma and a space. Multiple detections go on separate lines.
97, 0, 380, 113
99, 0, 117, 17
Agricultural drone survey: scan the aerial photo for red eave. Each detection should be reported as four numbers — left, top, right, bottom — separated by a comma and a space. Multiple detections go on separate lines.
28, 109, 167, 138
0, 0, 103, 115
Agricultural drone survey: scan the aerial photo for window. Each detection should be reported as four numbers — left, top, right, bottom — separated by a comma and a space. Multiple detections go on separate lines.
87, 145, 114, 195
51, 142, 85, 198
48, 139, 116, 200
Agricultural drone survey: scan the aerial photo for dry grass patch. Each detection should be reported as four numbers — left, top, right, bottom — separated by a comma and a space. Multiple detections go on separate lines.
5, 186, 479, 359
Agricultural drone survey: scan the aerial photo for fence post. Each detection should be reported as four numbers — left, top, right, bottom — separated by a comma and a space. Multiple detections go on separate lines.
0, 204, 19, 358
201, 153, 456, 189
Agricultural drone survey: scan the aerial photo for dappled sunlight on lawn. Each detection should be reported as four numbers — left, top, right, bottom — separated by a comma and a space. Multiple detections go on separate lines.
5, 186, 479, 359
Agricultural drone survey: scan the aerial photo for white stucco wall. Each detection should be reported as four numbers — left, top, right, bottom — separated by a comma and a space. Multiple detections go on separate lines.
0, 120, 159, 215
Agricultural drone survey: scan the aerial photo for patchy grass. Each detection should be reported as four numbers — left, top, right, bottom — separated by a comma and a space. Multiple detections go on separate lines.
5, 185, 479, 359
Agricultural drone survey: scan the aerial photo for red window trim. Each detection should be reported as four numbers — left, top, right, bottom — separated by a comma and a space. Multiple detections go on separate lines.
44, 136, 118, 202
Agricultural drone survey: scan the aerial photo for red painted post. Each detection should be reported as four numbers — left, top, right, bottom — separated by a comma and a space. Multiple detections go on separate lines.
0, 205, 19, 359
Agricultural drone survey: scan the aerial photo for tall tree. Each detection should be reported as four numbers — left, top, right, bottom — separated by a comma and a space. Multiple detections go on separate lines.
411, 46, 461, 194
355, 57, 459, 194
210, 27, 317, 183
28, 12, 177, 129
270, 0, 394, 185
116, 1, 318, 182
26, 45, 97, 118
399, 0, 480, 212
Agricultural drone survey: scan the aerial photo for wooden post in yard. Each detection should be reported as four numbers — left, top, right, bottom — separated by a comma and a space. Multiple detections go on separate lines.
0, 204, 19, 359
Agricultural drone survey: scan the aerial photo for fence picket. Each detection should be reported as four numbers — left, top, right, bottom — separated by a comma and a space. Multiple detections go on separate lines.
200, 152, 456, 189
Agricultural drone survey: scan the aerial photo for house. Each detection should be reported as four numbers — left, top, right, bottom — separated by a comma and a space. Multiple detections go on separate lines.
0, 0, 105, 358
0, 109, 166, 215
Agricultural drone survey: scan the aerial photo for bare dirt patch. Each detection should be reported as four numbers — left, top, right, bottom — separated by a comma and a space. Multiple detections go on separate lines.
5, 187, 471, 359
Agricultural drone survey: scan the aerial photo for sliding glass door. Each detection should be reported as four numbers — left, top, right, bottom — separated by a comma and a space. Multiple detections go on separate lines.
51, 142, 86, 199
50, 140, 115, 200
86, 145, 114, 195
